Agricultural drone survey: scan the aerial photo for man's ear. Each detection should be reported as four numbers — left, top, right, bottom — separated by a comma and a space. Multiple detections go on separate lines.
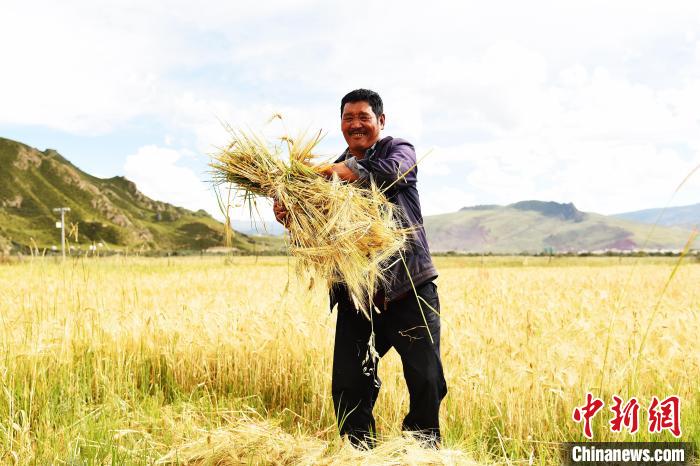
379, 113, 385, 129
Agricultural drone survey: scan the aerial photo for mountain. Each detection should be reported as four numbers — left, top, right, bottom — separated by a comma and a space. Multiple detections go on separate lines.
231, 219, 285, 237
613, 203, 700, 230
425, 200, 697, 253
0, 137, 283, 254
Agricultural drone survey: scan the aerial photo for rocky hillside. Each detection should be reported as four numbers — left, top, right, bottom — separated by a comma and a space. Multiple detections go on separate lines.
0, 137, 282, 254
425, 201, 696, 253
614, 203, 700, 230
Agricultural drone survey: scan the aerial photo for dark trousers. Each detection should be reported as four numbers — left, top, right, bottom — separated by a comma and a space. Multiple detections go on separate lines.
331, 281, 447, 447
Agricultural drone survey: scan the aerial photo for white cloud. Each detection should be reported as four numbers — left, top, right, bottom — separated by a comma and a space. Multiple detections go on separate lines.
3, 0, 700, 217
1, 3, 164, 133
421, 187, 478, 216
124, 145, 215, 213
423, 138, 700, 215
420, 159, 451, 177
551, 143, 700, 214
124, 145, 277, 222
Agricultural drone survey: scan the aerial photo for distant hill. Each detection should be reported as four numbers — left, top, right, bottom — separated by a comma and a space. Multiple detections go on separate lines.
613, 203, 700, 230
231, 219, 285, 237
0, 137, 283, 254
426, 200, 697, 253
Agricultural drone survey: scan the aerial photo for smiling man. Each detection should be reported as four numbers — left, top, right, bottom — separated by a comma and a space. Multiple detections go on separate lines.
275, 88, 447, 448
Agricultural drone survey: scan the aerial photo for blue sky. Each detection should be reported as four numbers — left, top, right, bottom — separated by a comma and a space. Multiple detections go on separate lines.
2, 0, 700, 222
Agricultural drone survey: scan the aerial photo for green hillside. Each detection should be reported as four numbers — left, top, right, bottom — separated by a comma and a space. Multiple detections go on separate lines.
0, 137, 283, 254
425, 201, 697, 253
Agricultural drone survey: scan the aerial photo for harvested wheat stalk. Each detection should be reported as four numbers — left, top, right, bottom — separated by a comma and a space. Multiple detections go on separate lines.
210, 128, 407, 317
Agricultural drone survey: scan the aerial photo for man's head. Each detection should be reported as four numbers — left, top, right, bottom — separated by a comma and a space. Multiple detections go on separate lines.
340, 89, 385, 155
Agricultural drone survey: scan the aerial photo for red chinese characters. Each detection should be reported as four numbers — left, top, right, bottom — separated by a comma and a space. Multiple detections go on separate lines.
648, 395, 682, 438
609, 395, 640, 434
573, 393, 682, 439
573, 392, 605, 439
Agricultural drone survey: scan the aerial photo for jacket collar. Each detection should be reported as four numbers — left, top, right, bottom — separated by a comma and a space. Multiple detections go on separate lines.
336, 136, 390, 163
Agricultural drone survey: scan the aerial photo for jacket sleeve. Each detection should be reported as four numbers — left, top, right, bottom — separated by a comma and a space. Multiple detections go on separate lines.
344, 156, 371, 183
356, 139, 417, 190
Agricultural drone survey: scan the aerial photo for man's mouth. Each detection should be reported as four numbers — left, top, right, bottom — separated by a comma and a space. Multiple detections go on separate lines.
350, 132, 366, 137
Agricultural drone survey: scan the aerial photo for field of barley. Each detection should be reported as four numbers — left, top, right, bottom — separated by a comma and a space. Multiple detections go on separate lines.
1, 255, 699, 465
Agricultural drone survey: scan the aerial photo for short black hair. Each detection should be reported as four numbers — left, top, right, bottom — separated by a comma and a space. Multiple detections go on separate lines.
340, 89, 383, 118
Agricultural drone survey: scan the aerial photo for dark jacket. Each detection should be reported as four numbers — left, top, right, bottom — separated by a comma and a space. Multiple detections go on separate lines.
330, 136, 438, 310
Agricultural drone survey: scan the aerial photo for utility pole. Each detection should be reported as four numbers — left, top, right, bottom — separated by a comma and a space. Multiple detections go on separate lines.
53, 207, 71, 260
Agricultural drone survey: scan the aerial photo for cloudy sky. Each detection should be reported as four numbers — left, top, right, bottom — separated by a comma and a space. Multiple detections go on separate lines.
2, 0, 700, 221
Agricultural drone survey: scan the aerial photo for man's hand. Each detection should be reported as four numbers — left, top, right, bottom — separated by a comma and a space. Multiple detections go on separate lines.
273, 198, 290, 227
318, 162, 360, 182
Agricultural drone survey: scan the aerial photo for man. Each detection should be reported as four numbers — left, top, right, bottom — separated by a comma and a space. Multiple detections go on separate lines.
274, 89, 447, 447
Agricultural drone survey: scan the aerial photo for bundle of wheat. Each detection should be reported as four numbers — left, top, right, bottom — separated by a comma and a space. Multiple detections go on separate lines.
210, 128, 407, 317
156, 415, 476, 465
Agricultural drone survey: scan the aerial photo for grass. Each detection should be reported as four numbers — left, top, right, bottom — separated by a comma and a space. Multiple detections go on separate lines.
1, 256, 699, 464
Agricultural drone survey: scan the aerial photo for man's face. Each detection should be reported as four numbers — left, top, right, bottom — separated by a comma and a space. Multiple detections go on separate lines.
341, 101, 385, 154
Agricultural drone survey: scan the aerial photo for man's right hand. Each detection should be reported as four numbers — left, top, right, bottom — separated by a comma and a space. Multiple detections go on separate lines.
273, 198, 290, 227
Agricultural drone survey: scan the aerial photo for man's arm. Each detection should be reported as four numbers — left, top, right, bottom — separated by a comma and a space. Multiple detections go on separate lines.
320, 141, 417, 188
355, 140, 417, 189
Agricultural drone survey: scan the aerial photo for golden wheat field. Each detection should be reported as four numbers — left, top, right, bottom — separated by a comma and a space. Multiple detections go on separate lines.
1, 255, 699, 465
